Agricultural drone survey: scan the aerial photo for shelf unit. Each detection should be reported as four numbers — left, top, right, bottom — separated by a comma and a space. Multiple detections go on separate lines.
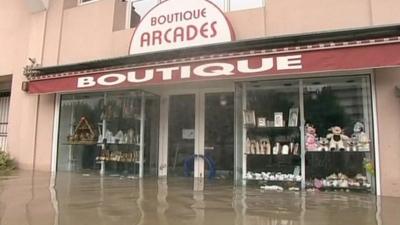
62, 91, 148, 178
241, 81, 304, 188
239, 77, 374, 193
97, 91, 146, 177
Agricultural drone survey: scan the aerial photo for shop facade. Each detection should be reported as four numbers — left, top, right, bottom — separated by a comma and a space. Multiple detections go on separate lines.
3, 0, 400, 196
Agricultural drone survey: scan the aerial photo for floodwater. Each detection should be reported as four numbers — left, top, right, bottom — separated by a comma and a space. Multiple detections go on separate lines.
0, 171, 399, 225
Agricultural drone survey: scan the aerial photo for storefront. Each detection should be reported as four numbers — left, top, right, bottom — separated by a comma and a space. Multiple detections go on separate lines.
22, 0, 400, 195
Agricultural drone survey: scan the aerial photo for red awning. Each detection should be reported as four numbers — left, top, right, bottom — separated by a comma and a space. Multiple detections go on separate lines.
27, 36, 400, 94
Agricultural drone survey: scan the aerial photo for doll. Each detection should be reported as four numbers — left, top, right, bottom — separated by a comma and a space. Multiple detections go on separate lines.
305, 124, 318, 151
352, 122, 370, 151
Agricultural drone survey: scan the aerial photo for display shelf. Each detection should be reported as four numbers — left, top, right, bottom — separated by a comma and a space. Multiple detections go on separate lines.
246, 127, 299, 134
315, 186, 371, 193
246, 179, 302, 190
247, 126, 299, 130
246, 154, 300, 157
96, 160, 141, 164
306, 151, 370, 154
245, 178, 301, 183
62, 142, 97, 146
101, 143, 141, 146
102, 116, 142, 122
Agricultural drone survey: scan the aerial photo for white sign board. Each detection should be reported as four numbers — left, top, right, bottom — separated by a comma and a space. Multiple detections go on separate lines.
129, 0, 234, 55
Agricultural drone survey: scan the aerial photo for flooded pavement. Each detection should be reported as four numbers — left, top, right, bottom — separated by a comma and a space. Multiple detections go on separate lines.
0, 171, 399, 225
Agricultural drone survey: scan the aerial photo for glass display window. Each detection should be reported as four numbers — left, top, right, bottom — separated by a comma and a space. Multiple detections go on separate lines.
237, 75, 375, 193
240, 80, 302, 191
303, 76, 374, 192
56, 90, 160, 177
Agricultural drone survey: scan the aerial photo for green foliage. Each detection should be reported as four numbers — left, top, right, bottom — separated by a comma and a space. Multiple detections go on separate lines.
363, 158, 375, 176
0, 151, 16, 171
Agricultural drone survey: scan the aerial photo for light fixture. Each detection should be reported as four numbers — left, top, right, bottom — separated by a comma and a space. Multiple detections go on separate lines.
219, 95, 227, 106
395, 85, 400, 97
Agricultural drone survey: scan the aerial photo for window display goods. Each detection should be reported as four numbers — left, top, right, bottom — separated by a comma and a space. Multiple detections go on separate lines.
57, 90, 160, 177
239, 76, 375, 193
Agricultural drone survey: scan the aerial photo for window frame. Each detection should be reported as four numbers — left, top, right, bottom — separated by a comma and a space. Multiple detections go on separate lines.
78, 0, 100, 6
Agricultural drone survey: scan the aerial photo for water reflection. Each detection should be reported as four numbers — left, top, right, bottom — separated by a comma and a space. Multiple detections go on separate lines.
0, 171, 399, 225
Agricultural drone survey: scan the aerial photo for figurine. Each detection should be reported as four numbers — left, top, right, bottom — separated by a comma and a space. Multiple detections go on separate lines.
272, 143, 280, 155
127, 128, 135, 143
255, 141, 260, 154
115, 130, 124, 144
318, 137, 329, 151
246, 138, 251, 154
305, 124, 318, 151
259, 138, 271, 155
281, 145, 289, 155
326, 126, 349, 151
352, 122, 370, 151
250, 140, 257, 154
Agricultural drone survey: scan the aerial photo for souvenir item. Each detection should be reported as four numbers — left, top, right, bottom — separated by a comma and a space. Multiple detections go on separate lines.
67, 117, 97, 144
243, 110, 256, 126
104, 129, 113, 143
326, 126, 349, 151
292, 143, 299, 155
289, 142, 294, 154
273, 143, 280, 155
288, 108, 299, 127
259, 140, 265, 155
305, 124, 318, 151
260, 185, 284, 191
352, 122, 370, 151
257, 117, 267, 127
115, 130, 124, 144
274, 112, 284, 127
246, 138, 251, 154
127, 128, 135, 143
318, 138, 329, 151
123, 133, 129, 144
259, 138, 270, 155
250, 140, 256, 154
255, 141, 260, 154
282, 145, 289, 155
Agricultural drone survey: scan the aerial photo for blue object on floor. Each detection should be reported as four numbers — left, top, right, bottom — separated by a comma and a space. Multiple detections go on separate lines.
183, 153, 216, 179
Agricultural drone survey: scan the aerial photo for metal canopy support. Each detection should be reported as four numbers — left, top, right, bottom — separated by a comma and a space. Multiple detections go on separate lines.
299, 80, 306, 190
139, 91, 146, 178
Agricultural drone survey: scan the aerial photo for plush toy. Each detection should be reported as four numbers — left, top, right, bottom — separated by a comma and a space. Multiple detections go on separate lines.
318, 137, 329, 151
326, 126, 349, 151
305, 124, 318, 151
352, 122, 370, 151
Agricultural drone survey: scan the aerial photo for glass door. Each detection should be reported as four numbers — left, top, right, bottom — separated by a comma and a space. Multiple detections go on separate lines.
166, 91, 235, 182
167, 94, 196, 177
203, 93, 234, 180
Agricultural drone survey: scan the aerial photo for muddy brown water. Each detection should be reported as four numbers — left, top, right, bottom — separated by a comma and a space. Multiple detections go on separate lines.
0, 171, 398, 225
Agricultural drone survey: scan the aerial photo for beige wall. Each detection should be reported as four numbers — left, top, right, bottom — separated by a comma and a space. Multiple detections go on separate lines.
0, 1, 40, 170
265, 0, 372, 36
226, 8, 266, 40
59, 0, 116, 64
0, 1, 31, 76
375, 68, 400, 197
371, 0, 400, 25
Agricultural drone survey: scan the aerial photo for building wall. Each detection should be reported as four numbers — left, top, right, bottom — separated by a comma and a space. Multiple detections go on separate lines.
265, 0, 372, 36
375, 68, 400, 197
0, 1, 43, 170
2, 0, 400, 196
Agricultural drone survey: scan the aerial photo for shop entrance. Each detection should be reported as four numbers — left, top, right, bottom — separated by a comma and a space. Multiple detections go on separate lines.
166, 91, 234, 180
